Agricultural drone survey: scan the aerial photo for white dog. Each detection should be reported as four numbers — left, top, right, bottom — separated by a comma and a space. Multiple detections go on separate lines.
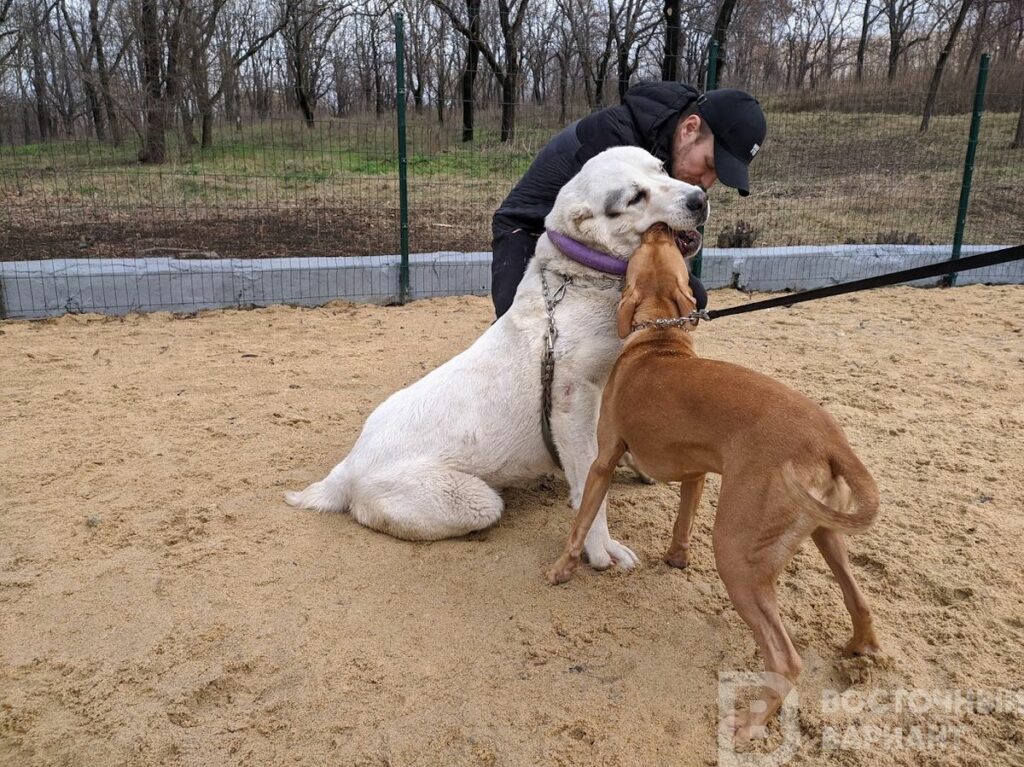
286, 146, 707, 569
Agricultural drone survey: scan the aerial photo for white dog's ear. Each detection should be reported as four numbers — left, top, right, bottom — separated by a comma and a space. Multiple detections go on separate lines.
616, 284, 641, 338
569, 202, 593, 231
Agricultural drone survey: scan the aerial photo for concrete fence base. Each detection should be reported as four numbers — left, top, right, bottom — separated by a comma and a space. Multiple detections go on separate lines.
0, 244, 1018, 320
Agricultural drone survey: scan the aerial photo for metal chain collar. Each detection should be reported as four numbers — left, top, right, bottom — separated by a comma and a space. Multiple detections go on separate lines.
630, 310, 710, 333
540, 269, 571, 470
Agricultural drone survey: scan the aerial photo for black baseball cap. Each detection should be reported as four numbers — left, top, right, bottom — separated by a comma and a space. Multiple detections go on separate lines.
696, 89, 766, 196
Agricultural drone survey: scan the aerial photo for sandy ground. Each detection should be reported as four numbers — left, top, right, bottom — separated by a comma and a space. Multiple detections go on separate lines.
2, 286, 1023, 767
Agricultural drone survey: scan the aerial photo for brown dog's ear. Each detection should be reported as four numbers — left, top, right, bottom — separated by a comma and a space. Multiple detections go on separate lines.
616, 285, 640, 338
672, 276, 696, 318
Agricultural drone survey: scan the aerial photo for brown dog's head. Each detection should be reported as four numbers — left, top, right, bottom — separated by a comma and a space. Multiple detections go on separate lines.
615, 223, 697, 338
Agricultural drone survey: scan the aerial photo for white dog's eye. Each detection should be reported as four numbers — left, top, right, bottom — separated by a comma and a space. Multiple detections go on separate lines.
628, 188, 648, 206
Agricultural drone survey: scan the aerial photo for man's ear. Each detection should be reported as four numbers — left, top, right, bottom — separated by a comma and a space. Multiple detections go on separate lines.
678, 113, 702, 139
616, 284, 640, 338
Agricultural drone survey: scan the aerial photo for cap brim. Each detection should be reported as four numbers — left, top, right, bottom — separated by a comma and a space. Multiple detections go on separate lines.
714, 138, 750, 196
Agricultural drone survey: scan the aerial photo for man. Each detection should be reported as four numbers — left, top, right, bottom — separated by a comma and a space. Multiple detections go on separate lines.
490, 83, 767, 318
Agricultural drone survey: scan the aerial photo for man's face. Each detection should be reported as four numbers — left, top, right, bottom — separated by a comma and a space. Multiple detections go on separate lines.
671, 115, 717, 190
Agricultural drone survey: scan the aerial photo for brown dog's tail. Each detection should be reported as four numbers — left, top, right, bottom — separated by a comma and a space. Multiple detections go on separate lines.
781, 453, 879, 535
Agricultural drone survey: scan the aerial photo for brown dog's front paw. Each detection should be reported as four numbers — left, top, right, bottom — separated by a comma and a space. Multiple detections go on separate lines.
664, 546, 690, 569
844, 632, 881, 657
546, 555, 579, 585
722, 706, 772, 746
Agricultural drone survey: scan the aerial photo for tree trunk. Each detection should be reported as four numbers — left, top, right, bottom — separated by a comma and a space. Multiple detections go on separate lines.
412, 79, 424, 111
84, 78, 105, 140
140, 0, 165, 162
593, 52, 609, 109
90, 0, 120, 144
558, 52, 567, 124
712, 0, 738, 80
181, 100, 198, 145
1012, 75, 1024, 149
500, 73, 516, 141
222, 49, 238, 126
29, 27, 52, 140
436, 64, 445, 124
200, 109, 214, 147
290, 35, 315, 127
661, 0, 680, 81
961, 0, 989, 75
616, 39, 629, 102
460, 0, 481, 142
856, 0, 871, 80
296, 84, 315, 127
410, 49, 425, 111
920, 0, 974, 133
886, 40, 900, 81
886, 4, 902, 82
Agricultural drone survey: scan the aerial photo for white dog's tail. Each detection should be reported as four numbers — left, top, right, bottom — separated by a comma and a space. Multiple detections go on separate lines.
284, 461, 352, 513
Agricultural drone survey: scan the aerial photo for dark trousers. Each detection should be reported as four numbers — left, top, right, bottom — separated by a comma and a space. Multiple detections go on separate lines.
491, 219, 708, 319
491, 220, 539, 319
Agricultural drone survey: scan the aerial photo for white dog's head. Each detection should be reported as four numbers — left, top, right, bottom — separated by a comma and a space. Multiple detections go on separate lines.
545, 146, 708, 260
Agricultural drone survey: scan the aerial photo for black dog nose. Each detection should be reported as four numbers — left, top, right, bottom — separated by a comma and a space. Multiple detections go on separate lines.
685, 189, 707, 212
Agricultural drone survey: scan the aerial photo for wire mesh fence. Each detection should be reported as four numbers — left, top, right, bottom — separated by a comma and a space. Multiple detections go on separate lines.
0, 41, 1022, 319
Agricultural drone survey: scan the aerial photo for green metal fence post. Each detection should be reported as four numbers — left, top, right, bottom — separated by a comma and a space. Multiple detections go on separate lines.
948, 52, 990, 287
692, 39, 720, 280
395, 12, 411, 303
706, 39, 720, 92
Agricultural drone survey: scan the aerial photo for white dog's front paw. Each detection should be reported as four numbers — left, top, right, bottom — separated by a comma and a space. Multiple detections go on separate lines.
584, 537, 640, 571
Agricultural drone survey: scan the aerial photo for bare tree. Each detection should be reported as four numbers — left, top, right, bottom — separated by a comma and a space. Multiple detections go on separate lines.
4, 0, 1024, 153
0, 0, 20, 69
433, 0, 530, 141
59, 0, 106, 138
662, 0, 680, 81
1012, 61, 1024, 148
960, 0, 990, 74
521, 6, 555, 103
138, 0, 185, 162
920, 0, 974, 131
458, 0, 480, 140
855, 0, 884, 79
812, 0, 854, 85
400, 0, 433, 111
284, 0, 345, 127
419, 1, 455, 123
550, 4, 573, 121
882, 0, 937, 80
181, 0, 289, 146
557, 0, 615, 108
712, 0, 737, 78
89, 0, 122, 143
613, 0, 660, 101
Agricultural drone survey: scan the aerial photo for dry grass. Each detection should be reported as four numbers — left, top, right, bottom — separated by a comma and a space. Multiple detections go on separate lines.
0, 108, 1021, 260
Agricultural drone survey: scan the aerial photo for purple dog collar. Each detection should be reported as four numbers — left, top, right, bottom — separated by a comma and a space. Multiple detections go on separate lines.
545, 229, 627, 276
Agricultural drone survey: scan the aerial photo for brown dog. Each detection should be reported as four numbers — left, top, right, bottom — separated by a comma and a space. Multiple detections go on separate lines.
546, 223, 881, 741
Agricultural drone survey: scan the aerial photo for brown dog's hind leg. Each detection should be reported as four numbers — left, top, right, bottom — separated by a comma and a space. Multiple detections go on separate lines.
665, 474, 705, 569
546, 438, 627, 585
713, 511, 804, 743
811, 527, 881, 656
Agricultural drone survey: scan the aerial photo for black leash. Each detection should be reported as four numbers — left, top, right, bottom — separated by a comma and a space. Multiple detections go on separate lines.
704, 244, 1024, 320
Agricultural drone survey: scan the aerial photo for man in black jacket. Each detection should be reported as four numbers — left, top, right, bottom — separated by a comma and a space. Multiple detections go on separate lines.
490, 82, 767, 318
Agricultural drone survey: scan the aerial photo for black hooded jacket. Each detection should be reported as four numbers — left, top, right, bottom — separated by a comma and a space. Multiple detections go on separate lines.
493, 81, 700, 233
